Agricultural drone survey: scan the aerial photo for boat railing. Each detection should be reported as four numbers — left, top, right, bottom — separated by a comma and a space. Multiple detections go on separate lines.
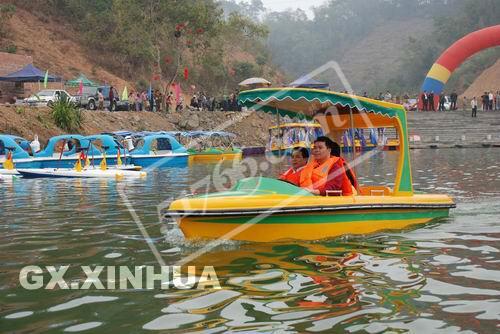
326, 190, 343, 196
358, 186, 392, 196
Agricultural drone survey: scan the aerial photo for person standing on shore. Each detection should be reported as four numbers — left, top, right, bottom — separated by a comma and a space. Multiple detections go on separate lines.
471, 97, 477, 117
98, 89, 104, 110
428, 91, 435, 111
496, 90, 500, 111
166, 92, 172, 113
438, 93, 445, 112
481, 92, 488, 111
450, 91, 457, 110
462, 96, 468, 111
109, 86, 115, 111
128, 91, 135, 111
421, 91, 428, 111
135, 92, 141, 111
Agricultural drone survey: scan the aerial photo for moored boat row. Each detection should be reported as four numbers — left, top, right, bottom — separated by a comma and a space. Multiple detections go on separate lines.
0, 130, 242, 172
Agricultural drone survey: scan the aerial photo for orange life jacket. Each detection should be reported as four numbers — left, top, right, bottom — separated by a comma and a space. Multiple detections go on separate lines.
300, 157, 353, 196
279, 167, 303, 186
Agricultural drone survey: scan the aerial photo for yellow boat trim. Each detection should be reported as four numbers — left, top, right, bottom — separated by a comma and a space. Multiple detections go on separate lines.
179, 217, 433, 242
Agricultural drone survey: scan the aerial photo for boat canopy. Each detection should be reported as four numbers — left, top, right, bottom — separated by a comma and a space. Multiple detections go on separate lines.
0, 135, 31, 159
269, 122, 322, 130
180, 131, 236, 138
238, 88, 413, 196
131, 134, 187, 154
84, 135, 124, 155
34, 134, 96, 157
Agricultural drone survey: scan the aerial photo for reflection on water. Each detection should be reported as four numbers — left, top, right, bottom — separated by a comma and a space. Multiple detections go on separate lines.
1, 148, 499, 333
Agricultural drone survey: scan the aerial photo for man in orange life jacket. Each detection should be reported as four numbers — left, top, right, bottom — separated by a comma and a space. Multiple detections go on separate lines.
279, 147, 309, 186
300, 136, 358, 196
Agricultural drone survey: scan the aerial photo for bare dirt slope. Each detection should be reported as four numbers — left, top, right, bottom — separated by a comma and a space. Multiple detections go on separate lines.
0, 106, 275, 147
461, 58, 500, 98
7, 8, 128, 89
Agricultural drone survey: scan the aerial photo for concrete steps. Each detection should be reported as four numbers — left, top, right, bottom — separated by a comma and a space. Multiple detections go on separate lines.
405, 110, 500, 147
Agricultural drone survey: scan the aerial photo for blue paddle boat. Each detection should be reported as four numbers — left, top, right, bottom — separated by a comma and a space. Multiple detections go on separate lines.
129, 133, 188, 167
84, 134, 131, 165
32, 134, 101, 168
0, 134, 39, 169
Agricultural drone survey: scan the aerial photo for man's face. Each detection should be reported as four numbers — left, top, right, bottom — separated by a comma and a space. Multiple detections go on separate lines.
312, 141, 330, 161
291, 150, 307, 169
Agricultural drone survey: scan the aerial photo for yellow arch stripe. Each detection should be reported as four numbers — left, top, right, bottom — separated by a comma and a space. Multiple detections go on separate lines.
427, 63, 451, 84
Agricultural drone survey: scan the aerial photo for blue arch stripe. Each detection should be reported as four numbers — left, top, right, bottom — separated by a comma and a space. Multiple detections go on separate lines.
421, 77, 444, 94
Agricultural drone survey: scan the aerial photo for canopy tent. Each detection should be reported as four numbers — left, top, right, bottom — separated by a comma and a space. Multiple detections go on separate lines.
65, 74, 98, 87
289, 76, 329, 89
0, 64, 60, 82
238, 77, 271, 87
238, 87, 413, 196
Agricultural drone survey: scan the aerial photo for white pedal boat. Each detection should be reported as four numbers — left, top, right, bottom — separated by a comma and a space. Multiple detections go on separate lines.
17, 167, 146, 179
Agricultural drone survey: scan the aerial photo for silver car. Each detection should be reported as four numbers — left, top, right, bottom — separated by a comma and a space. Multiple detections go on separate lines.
23, 89, 76, 107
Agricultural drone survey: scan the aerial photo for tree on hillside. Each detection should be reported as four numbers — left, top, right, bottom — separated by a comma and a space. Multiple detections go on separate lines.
14, 0, 271, 96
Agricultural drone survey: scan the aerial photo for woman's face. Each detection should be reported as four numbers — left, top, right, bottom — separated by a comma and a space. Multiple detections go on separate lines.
312, 141, 330, 161
291, 150, 307, 170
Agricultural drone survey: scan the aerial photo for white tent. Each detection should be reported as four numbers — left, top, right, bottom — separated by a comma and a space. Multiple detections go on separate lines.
238, 77, 271, 86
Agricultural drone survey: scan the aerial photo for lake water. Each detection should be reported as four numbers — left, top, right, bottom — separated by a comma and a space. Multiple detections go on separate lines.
1, 148, 499, 333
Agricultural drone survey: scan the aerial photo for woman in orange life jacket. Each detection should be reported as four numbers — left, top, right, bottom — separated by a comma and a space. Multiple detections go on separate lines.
278, 147, 309, 186
300, 136, 358, 196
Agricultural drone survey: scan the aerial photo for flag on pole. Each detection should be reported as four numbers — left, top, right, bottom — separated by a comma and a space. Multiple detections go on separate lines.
117, 149, 122, 166
3, 151, 14, 170
121, 86, 128, 101
78, 80, 84, 95
74, 158, 82, 172
43, 70, 48, 88
100, 153, 107, 170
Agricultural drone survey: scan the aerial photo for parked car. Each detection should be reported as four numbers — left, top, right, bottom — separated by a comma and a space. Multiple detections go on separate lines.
24, 89, 76, 107
74, 86, 98, 109
84, 86, 128, 111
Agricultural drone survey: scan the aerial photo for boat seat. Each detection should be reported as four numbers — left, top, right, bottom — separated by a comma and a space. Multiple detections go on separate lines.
358, 186, 392, 196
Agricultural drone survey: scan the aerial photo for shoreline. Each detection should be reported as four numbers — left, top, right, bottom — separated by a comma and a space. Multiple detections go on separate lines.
1, 105, 500, 150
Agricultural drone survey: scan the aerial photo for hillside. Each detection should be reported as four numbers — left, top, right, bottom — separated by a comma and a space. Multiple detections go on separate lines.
4, 8, 128, 89
333, 18, 434, 93
461, 58, 500, 98
1, 3, 283, 94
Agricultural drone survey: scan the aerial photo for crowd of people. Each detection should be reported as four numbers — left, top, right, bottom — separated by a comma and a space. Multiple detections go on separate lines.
189, 92, 241, 112
93, 85, 243, 113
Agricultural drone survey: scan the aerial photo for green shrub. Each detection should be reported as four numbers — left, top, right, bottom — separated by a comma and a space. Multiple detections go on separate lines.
51, 96, 82, 131
5, 44, 17, 53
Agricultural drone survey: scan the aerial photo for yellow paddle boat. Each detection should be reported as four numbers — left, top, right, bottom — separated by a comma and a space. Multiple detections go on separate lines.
167, 88, 455, 242
182, 131, 242, 162
267, 122, 323, 156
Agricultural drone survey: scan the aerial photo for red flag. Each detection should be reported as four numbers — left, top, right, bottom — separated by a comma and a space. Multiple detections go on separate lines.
6, 151, 12, 161
79, 150, 86, 160
78, 80, 83, 95
184, 67, 189, 80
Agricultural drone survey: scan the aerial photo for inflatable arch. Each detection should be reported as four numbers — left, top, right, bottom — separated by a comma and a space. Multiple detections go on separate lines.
421, 25, 500, 108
